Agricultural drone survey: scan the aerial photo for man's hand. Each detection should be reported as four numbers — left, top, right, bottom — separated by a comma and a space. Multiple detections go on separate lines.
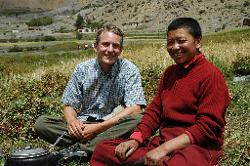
67, 119, 84, 140
144, 144, 169, 166
64, 105, 85, 140
115, 139, 139, 160
81, 123, 102, 141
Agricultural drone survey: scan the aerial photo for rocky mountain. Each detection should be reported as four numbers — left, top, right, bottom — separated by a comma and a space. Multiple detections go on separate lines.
78, 0, 249, 32
0, 0, 65, 12
0, 0, 249, 36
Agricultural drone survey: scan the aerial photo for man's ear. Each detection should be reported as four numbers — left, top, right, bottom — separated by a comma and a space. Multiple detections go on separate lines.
93, 42, 98, 52
93, 42, 98, 48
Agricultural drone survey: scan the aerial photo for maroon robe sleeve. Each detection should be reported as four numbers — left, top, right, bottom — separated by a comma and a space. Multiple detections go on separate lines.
186, 68, 231, 146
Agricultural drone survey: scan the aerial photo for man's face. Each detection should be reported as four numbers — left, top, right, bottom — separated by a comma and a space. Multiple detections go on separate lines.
167, 28, 201, 66
94, 31, 122, 72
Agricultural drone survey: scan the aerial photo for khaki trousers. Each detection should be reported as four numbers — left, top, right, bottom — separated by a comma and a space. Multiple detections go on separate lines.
34, 113, 142, 155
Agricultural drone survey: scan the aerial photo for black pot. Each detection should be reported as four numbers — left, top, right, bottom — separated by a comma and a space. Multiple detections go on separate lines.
5, 147, 62, 166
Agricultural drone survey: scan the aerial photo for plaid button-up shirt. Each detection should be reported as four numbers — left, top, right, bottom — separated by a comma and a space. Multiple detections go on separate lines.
61, 58, 146, 120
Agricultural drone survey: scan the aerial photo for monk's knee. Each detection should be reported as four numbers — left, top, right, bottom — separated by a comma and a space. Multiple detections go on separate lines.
165, 145, 213, 166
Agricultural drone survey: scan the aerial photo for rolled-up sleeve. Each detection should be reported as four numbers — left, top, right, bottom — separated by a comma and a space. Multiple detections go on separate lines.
61, 65, 83, 110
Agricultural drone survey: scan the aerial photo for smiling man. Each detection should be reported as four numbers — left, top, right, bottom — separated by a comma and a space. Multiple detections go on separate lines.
34, 25, 146, 159
90, 18, 231, 166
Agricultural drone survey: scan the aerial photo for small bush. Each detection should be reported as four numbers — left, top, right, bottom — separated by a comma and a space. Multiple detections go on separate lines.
9, 38, 19, 43
220, 81, 250, 166
207, 55, 232, 78
231, 54, 250, 76
76, 31, 83, 40
243, 1, 250, 7
141, 64, 162, 102
26, 16, 53, 26
199, 9, 206, 15
9, 45, 23, 52
55, 27, 71, 33
0, 72, 69, 139
43, 36, 56, 41
87, 21, 104, 30
25, 46, 44, 51
0, 38, 8, 43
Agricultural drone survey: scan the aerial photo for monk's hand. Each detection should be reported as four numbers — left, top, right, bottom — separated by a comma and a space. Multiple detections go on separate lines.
115, 139, 139, 160
144, 145, 169, 166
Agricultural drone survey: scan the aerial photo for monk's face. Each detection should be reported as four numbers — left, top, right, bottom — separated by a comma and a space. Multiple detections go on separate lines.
167, 28, 201, 66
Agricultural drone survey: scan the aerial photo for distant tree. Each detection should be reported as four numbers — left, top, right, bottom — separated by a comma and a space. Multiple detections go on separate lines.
86, 19, 104, 30
74, 14, 85, 30
90, 21, 104, 30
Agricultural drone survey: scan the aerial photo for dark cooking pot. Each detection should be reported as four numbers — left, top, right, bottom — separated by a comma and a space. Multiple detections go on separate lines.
4, 132, 87, 166
5, 147, 62, 166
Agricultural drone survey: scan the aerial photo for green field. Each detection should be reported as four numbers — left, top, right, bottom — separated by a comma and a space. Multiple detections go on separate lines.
0, 28, 250, 166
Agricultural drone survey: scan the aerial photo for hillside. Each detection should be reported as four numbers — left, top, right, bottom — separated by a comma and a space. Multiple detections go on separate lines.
0, 0, 64, 11
79, 0, 250, 32
0, 0, 249, 36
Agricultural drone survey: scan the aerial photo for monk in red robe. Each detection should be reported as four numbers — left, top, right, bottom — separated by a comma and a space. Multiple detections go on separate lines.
90, 17, 231, 166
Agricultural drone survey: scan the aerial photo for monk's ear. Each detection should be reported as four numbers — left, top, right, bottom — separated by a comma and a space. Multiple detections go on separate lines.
195, 37, 201, 49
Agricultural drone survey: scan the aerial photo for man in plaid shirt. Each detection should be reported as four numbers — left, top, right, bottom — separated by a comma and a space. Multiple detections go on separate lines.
35, 25, 146, 158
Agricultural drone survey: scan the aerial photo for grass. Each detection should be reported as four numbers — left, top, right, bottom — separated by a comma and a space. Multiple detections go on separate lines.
0, 27, 250, 165
203, 27, 250, 44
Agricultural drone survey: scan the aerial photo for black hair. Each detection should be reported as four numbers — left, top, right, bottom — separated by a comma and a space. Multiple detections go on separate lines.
167, 17, 202, 38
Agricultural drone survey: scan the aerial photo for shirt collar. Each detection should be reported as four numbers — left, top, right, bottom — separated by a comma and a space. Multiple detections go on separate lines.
182, 53, 203, 69
95, 58, 120, 77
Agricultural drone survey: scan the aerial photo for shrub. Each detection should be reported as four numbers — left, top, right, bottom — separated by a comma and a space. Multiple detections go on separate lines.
0, 72, 69, 139
9, 38, 19, 43
76, 31, 83, 40
107, 9, 113, 13
55, 27, 71, 33
220, 81, 250, 166
0, 39, 8, 43
0, 65, 5, 78
26, 37, 41, 42
26, 16, 53, 26
231, 54, 250, 76
25, 46, 44, 51
243, 1, 250, 7
9, 45, 23, 52
43, 36, 56, 41
141, 64, 162, 102
87, 21, 104, 30
199, 9, 206, 15
207, 55, 232, 78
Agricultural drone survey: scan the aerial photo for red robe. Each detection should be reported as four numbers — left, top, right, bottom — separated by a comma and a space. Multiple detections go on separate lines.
91, 54, 231, 166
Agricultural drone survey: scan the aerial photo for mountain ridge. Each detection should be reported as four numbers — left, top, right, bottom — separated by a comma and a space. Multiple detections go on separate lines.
0, 0, 249, 34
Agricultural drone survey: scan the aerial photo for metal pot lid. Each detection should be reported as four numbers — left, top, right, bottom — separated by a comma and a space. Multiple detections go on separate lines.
10, 148, 50, 159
